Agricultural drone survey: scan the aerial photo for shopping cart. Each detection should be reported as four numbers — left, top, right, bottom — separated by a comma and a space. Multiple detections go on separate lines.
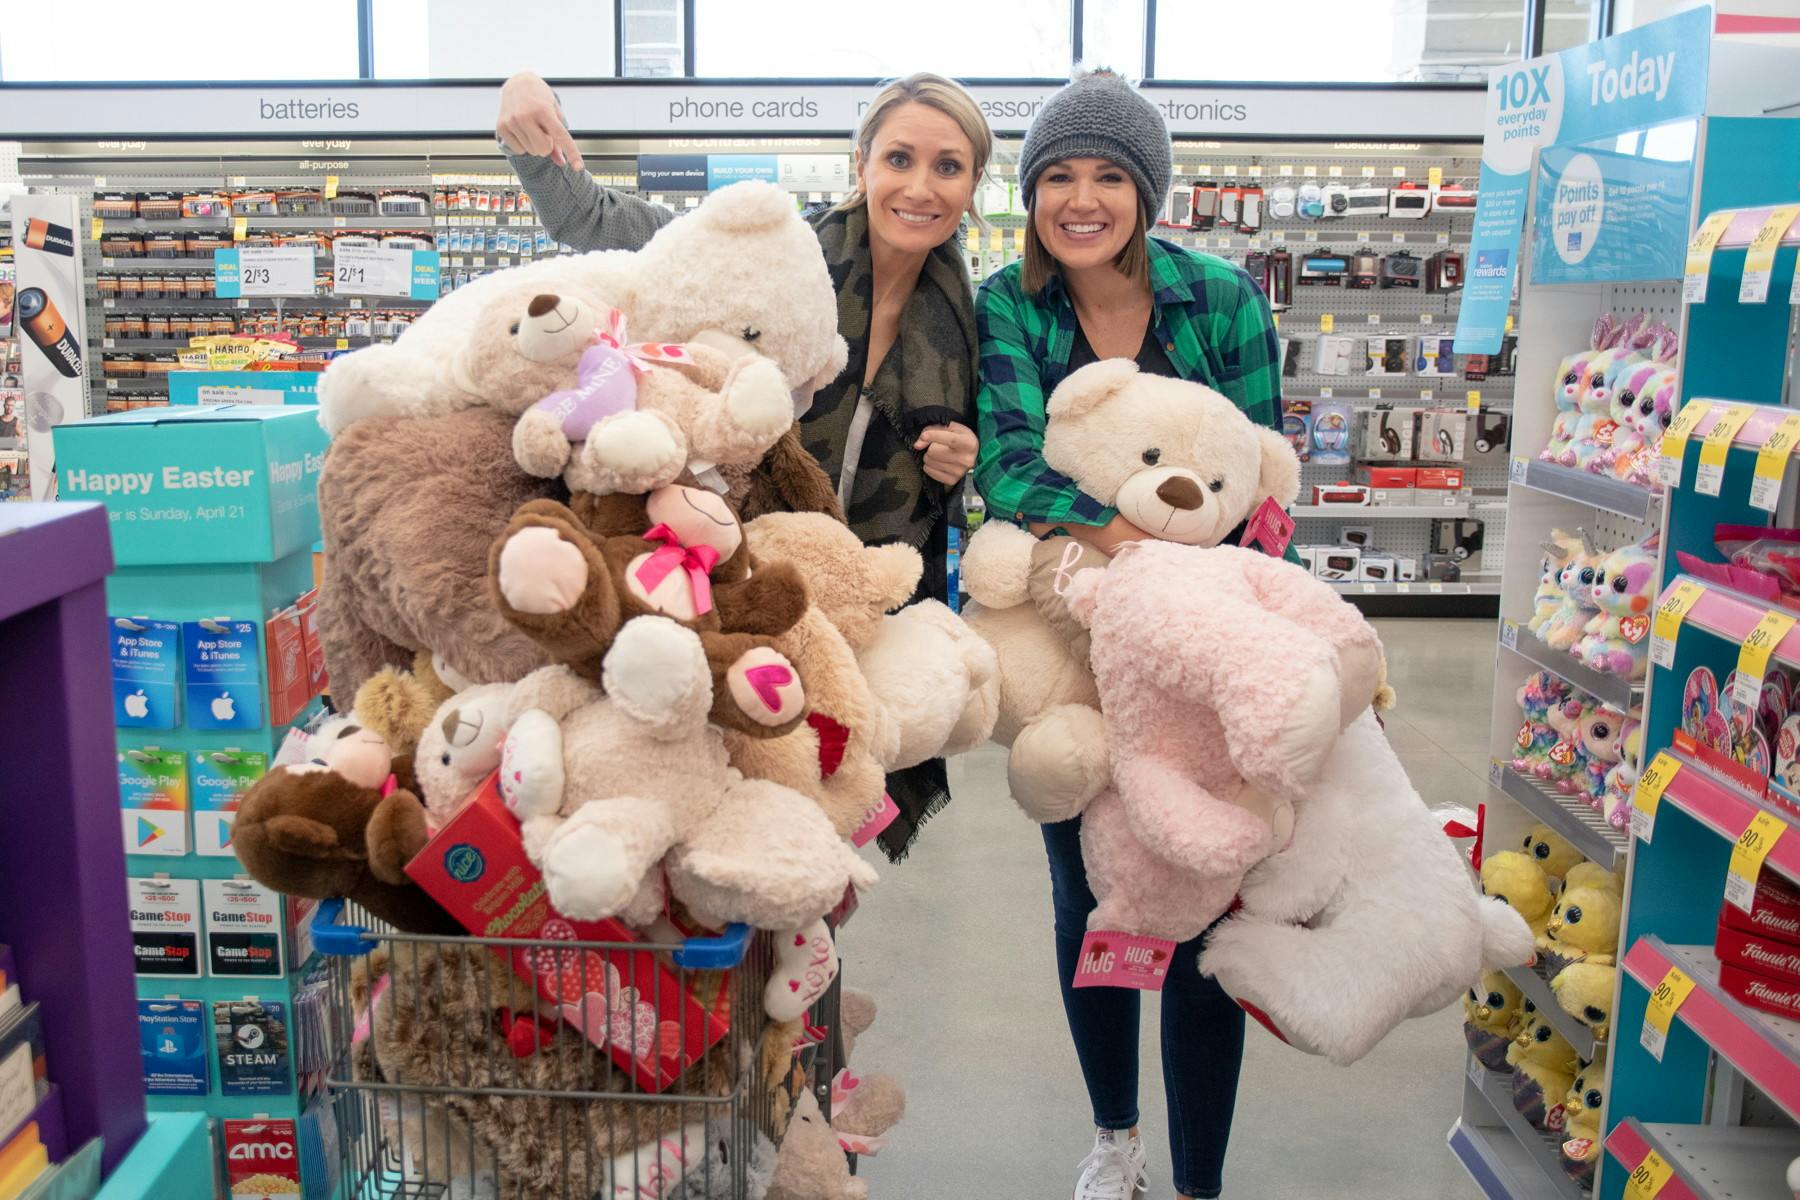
306, 898, 776, 1199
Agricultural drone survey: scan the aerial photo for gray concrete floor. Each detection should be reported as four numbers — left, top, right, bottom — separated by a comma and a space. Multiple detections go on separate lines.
846, 618, 1497, 1199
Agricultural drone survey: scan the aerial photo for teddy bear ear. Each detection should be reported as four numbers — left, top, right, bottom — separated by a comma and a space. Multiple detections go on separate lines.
866, 544, 924, 610
1255, 428, 1302, 509
690, 180, 795, 234
1063, 566, 1106, 628
1046, 359, 1141, 421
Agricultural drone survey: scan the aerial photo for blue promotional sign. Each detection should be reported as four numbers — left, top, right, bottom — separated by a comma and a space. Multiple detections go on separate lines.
138, 999, 208, 1096
169, 370, 322, 407
1530, 143, 1694, 284
183, 618, 263, 731
111, 616, 181, 729
706, 155, 779, 189
1455, 6, 1712, 351
636, 154, 709, 190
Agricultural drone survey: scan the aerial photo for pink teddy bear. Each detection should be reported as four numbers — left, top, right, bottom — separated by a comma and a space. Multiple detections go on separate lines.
1060, 541, 1384, 944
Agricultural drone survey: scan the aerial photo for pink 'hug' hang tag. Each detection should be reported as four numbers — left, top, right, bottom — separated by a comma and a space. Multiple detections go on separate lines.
1238, 496, 1295, 558
1072, 930, 1177, 991
851, 793, 899, 847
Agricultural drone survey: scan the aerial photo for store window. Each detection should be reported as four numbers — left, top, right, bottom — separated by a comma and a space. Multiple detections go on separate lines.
692, 0, 1074, 78
1153, 0, 1542, 83
1, 0, 361, 80
370, 0, 619, 78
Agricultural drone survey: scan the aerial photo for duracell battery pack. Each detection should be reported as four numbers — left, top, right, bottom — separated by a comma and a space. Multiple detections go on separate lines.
23, 219, 75, 258
19, 288, 83, 378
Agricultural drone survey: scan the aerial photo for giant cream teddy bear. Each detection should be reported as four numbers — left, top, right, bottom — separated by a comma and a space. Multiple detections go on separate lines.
959, 359, 1370, 824
1056, 541, 1384, 945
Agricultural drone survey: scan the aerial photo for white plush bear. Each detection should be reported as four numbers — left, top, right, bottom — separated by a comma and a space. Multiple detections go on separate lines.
316, 180, 848, 443
1198, 713, 1536, 1066
410, 682, 522, 830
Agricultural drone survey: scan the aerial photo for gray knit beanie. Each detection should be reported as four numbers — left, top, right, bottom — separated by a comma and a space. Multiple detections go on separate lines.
1019, 70, 1172, 216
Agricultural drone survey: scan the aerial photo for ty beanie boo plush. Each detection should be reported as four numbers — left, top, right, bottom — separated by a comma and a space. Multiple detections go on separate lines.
962, 358, 1305, 822
492, 483, 811, 736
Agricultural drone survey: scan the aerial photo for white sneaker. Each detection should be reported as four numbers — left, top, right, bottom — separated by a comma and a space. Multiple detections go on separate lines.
1074, 1128, 1148, 1200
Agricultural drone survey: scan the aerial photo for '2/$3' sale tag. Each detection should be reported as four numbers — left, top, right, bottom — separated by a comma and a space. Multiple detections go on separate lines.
183, 619, 263, 731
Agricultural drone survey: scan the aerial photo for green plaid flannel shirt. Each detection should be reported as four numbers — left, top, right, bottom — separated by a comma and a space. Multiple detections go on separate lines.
974, 237, 1284, 528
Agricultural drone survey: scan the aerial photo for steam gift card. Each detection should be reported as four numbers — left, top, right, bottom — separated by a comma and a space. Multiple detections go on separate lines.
119, 747, 189, 857
183, 619, 262, 731
110, 617, 180, 729
214, 1000, 290, 1096
191, 750, 267, 857
138, 999, 207, 1095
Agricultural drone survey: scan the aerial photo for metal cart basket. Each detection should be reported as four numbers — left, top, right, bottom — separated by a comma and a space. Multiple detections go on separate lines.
307, 898, 773, 1200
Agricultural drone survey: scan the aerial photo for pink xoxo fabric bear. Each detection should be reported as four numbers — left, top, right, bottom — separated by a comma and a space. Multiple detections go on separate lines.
1062, 541, 1385, 943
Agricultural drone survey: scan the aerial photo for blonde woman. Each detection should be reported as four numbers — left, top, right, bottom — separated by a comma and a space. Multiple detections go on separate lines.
496, 72, 991, 858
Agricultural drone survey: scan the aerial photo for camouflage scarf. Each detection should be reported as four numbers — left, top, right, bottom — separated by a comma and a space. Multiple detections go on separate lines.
802, 205, 977, 553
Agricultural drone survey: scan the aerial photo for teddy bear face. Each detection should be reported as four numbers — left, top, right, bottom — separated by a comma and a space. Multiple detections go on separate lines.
1041, 361, 1299, 547
454, 282, 611, 416
642, 484, 745, 563
627, 181, 848, 406
414, 684, 514, 828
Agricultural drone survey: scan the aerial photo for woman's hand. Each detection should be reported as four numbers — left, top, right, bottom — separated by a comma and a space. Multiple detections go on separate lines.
497, 72, 584, 170
1067, 514, 1151, 557
915, 422, 978, 486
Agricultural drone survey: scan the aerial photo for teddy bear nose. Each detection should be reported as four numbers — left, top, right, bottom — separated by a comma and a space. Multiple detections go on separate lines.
527, 294, 562, 318
1156, 476, 1205, 510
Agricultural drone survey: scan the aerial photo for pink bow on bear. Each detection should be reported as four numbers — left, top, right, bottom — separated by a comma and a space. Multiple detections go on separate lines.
636, 524, 720, 615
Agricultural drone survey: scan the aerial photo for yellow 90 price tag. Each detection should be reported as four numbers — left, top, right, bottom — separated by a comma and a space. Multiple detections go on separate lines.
1640, 967, 1697, 1062
1732, 609, 1799, 710
1624, 1148, 1675, 1198
1740, 205, 1800, 304
1751, 411, 1800, 512
1650, 578, 1707, 669
1631, 752, 1682, 843
1683, 209, 1738, 303
1695, 404, 1754, 497
1726, 809, 1788, 912
1658, 400, 1715, 489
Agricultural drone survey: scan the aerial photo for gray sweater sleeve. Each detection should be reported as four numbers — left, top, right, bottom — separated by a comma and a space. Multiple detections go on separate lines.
506, 148, 678, 253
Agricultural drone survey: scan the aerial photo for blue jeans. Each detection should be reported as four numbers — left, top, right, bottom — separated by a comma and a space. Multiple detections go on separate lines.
1044, 814, 1245, 1200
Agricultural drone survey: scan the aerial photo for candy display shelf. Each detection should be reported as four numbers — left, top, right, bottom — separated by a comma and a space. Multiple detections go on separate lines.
1605, 1118, 1800, 1200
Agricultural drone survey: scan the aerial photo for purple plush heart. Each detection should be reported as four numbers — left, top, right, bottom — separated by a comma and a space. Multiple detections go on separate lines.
533, 342, 639, 440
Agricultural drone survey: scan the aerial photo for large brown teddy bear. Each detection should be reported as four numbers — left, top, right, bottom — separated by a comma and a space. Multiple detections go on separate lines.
491, 483, 811, 736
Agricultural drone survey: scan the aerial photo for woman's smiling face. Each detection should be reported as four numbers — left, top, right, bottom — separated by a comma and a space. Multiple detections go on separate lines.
1032, 157, 1140, 272
856, 101, 978, 254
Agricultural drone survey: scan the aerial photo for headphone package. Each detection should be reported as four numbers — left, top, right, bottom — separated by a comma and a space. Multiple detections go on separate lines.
1309, 403, 1354, 465
1365, 335, 1411, 376
1362, 407, 1416, 461
1315, 334, 1360, 375
1268, 185, 1297, 219
1296, 184, 1326, 220
1430, 517, 1485, 569
1416, 409, 1468, 461
1283, 407, 1312, 462
1470, 409, 1512, 460
1414, 335, 1458, 377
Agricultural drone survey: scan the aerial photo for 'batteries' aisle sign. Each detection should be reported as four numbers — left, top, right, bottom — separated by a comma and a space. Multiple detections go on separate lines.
1455, 7, 1711, 353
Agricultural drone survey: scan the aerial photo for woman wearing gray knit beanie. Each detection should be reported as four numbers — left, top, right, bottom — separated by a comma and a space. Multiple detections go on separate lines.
972, 69, 1287, 1200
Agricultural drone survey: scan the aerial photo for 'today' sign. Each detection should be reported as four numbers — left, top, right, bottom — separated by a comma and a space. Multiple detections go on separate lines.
1455, 7, 1711, 353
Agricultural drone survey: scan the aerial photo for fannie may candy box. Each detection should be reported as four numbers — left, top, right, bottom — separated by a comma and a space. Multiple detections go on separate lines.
1717, 872, 1800, 946
54, 405, 327, 564
1719, 961, 1800, 1022
405, 775, 730, 1092
1717, 919, 1800, 984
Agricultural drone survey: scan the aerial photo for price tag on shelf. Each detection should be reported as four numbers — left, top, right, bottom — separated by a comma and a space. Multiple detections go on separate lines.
1488, 759, 1504, 788
1319, 314, 1334, 334
1319, 387, 1334, 398
324, 175, 340, 201
333, 243, 430, 299
1465, 1052, 1484, 1086
1731, 609, 1798, 709
1751, 411, 1800, 511
1361, 583, 1377, 595
1738, 205, 1800, 303
1682, 209, 1737, 303
1623, 1149, 1675, 1198
1420, 312, 1434, 324
1657, 399, 1714, 489
1727, 810, 1787, 911
1392, 231, 1407, 244
1368, 388, 1383, 400
213, 246, 314, 298
1392, 166, 1407, 178
1632, 752, 1681, 843
1466, 390, 1482, 412
1394, 582, 1411, 593
232, 217, 248, 243
1509, 455, 1528, 484
1428, 581, 1444, 594
1303, 165, 1318, 177
1356, 230, 1371, 243
1367, 313, 1381, 324
1506, 314, 1515, 334
1223, 165, 1238, 177
1695, 403, 1753, 496
1271, 230, 1286, 242
336, 338, 349, 350
1361, 165, 1376, 178
1305, 230, 1318, 242
1328, 165, 1343, 178
1279, 164, 1294, 176
1428, 166, 1444, 187
1500, 621, 1518, 650
91, 217, 104, 241
1639, 966, 1696, 1062
1437, 232, 1451, 244
1649, 578, 1706, 669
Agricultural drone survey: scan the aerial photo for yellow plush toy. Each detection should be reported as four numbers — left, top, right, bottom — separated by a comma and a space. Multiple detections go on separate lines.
1563, 860, 1624, 895
1481, 851, 1556, 939
1508, 1013, 1579, 1132
1540, 884, 1623, 966
1551, 961, 1616, 1041
1463, 969, 1526, 1071
1519, 824, 1584, 884
1560, 1047, 1608, 1187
